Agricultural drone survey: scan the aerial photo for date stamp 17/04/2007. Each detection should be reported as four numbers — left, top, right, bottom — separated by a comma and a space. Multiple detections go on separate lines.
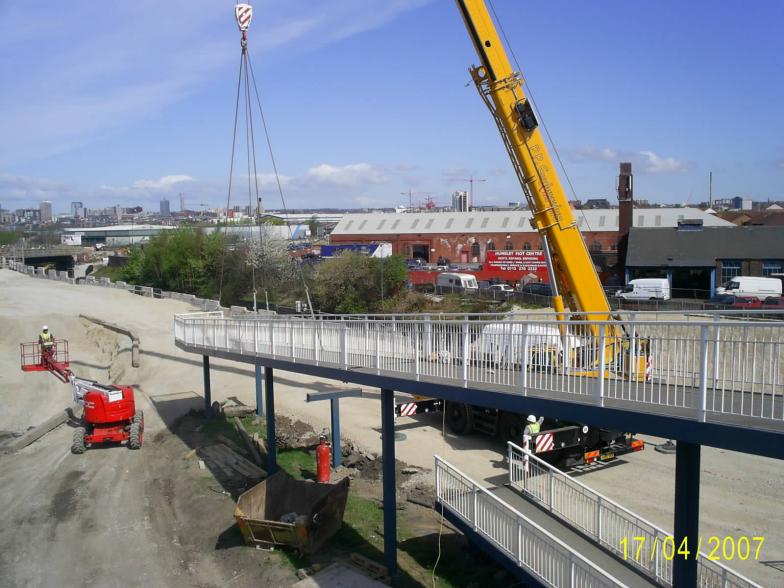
620, 536, 765, 563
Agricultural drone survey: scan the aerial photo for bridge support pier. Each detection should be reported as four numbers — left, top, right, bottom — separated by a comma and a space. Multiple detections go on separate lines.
673, 441, 700, 587
380, 388, 397, 577
254, 364, 264, 417
330, 398, 341, 469
202, 356, 212, 418
265, 367, 277, 474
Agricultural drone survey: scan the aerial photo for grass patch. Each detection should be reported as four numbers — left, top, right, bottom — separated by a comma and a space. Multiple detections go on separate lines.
91, 265, 125, 281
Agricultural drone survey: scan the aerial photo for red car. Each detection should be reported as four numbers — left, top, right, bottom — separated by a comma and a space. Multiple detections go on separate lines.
731, 296, 762, 309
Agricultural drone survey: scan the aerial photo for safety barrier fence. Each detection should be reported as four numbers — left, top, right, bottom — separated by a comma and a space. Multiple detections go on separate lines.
174, 313, 784, 427
507, 443, 760, 588
3, 259, 222, 312
434, 456, 627, 588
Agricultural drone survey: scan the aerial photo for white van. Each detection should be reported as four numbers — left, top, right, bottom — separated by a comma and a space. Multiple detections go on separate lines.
615, 278, 671, 301
716, 276, 782, 300
436, 273, 479, 293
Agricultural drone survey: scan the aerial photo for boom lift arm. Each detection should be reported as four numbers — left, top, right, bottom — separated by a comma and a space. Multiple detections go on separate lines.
455, 0, 611, 321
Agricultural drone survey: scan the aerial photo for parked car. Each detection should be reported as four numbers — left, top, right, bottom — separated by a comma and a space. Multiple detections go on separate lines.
406, 258, 425, 270
761, 296, 784, 317
706, 294, 762, 309
520, 282, 553, 297
486, 284, 514, 298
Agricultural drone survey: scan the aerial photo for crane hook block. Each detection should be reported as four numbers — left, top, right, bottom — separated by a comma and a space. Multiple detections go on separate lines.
515, 100, 538, 132
235, 3, 253, 32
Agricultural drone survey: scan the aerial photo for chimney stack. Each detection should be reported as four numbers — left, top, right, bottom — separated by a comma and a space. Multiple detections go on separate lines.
618, 162, 633, 237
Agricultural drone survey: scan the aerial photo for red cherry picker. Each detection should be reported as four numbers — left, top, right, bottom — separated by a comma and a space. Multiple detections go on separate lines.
20, 339, 143, 453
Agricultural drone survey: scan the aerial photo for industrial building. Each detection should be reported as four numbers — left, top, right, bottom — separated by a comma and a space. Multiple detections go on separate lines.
329, 207, 731, 280
626, 225, 784, 297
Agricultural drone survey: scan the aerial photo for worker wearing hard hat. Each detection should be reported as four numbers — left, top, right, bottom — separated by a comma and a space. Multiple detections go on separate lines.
523, 414, 544, 438
39, 325, 55, 358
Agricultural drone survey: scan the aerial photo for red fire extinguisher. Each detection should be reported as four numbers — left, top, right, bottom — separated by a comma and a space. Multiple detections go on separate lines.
316, 436, 331, 483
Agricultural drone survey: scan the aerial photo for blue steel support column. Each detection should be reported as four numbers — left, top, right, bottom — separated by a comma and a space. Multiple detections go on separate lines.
265, 367, 277, 474
673, 442, 700, 587
380, 388, 397, 576
255, 364, 264, 418
710, 268, 716, 294
330, 398, 341, 469
202, 356, 212, 418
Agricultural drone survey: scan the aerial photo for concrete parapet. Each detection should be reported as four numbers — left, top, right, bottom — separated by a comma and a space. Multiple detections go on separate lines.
79, 314, 141, 368
99, 277, 112, 286
47, 269, 57, 279
36, 267, 45, 277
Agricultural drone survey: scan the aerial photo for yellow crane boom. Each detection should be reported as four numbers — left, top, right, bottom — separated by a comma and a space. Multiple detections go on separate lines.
455, 0, 611, 321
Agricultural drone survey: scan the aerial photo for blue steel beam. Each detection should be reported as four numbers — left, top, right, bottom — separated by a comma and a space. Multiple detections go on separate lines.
177, 343, 784, 460
331, 398, 341, 469
202, 355, 212, 419
255, 364, 264, 417
380, 388, 398, 577
265, 367, 277, 474
305, 389, 364, 402
673, 442, 701, 587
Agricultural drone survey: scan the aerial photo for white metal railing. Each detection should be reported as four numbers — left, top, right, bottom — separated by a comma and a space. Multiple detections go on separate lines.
174, 312, 784, 428
507, 443, 761, 588
435, 456, 627, 588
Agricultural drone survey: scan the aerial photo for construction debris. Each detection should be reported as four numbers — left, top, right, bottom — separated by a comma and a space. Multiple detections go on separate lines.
0, 408, 70, 454
199, 443, 266, 480
233, 417, 264, 467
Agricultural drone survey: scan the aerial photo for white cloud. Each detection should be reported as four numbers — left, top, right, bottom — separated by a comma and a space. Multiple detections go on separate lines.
637, 151, 688, 174
568, 146, 688, 174
132, 175, 194, 190
302, 163, 388, 187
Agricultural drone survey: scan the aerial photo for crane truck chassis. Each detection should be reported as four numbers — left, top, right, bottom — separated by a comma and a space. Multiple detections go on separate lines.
396, 398, 643, 468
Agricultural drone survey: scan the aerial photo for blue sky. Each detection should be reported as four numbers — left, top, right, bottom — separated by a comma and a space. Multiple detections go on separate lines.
1, 0, 782, 213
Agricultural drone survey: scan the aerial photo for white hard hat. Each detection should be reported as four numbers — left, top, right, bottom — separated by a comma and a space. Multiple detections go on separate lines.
42, 325, 49, 331
527, 414, 536, 423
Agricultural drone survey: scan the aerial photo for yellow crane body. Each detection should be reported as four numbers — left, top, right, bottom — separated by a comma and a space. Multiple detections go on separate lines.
455, 0, 610, 320
455, 0, 648, 380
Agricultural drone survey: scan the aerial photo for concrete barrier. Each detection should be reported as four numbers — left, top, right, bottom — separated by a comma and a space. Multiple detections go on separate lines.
36, 267, 45, 277
47, 269, 57, 279
79, 314, 141, 368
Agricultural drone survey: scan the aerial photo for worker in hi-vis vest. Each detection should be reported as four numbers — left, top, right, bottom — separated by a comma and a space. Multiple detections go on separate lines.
38, 325, 55, 358
521, 415, 544, 473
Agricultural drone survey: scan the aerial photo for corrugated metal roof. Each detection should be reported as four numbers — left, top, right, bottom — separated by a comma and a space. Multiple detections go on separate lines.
331, 209, 732, 236
627, 226, 784, 267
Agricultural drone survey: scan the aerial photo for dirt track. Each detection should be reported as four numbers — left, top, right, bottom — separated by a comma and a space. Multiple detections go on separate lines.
0, 269, 782, 586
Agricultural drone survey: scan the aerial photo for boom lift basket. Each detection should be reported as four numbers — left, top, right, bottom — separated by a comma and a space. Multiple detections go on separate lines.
20, 340, 69, 372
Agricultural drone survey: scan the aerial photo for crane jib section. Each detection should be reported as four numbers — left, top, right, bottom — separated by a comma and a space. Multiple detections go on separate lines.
455, 0, 611, 319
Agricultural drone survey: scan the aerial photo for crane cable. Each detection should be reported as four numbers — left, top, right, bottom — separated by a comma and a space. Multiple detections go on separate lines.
221, 10, 316, 321
218, 51, 245, 303
245, 52, 317, 322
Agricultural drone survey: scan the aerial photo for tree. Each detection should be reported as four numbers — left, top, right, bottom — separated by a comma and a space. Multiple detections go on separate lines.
246, 225, 298, 298
308, 215, 319, 240
311, 253, 407, 313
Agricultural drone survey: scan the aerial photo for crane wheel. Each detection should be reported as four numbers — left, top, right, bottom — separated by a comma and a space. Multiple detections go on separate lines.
71, 427, 86, 454
445, 402, 474, 435
129, 422, 142, 450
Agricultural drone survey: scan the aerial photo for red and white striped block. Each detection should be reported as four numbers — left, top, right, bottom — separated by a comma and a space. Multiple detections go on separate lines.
534, 432, 555, 453
397, 403, 417, 417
